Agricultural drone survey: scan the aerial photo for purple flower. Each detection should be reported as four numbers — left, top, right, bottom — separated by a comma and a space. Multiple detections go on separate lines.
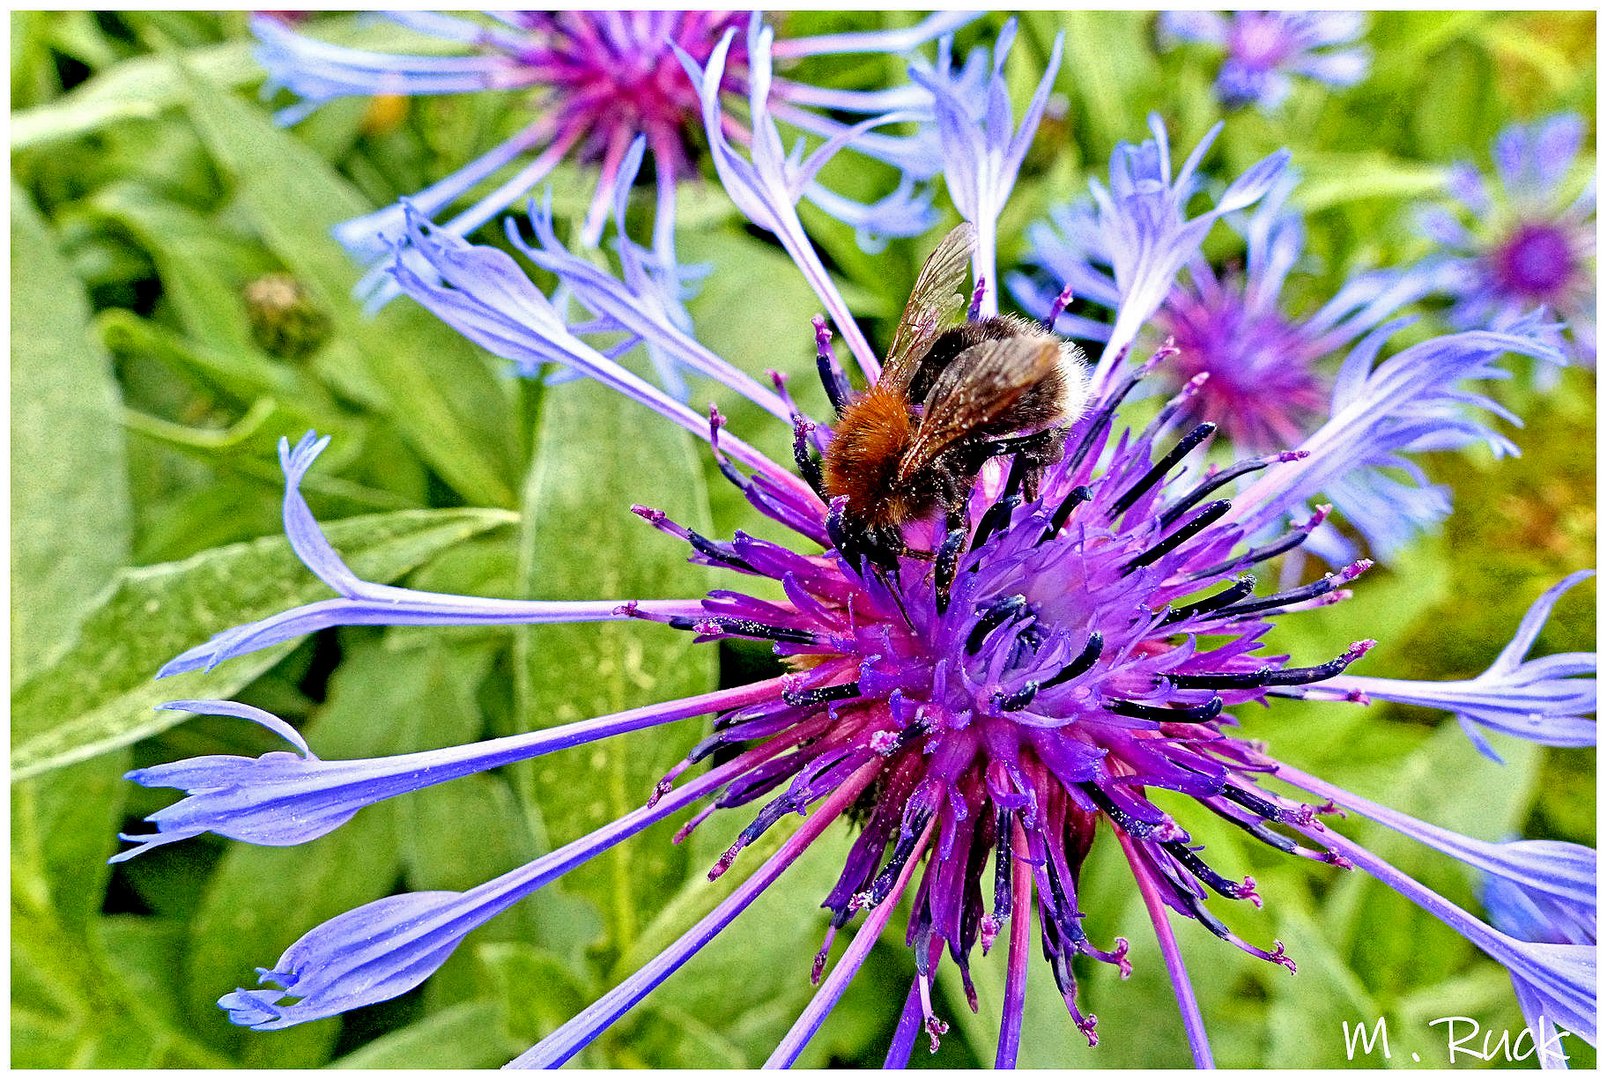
1482, 838, 1596, 1070
1418, 114, 1597, 368
255, 11, 972, 305
139, 345, 1583, 1067
1012, 127, 1543, 563
1075, 115, 1289, 388
1158, 11, 1372, 111
1016, 172, 1438, 455
133, 39, 1592, 1071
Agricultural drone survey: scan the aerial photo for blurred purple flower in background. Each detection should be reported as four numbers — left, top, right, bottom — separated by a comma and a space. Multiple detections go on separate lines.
1158, 11, 1372, 112
1014, 171, 1438, 455
1417, 113, 1597, 369
126, 23, 1595, 1072
1011, 128, 1534, 564
254, 10, 973, 305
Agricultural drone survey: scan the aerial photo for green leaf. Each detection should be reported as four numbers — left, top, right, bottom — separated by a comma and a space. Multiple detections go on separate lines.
10, 39, 258, 151
1057, 11, 1162, 158
330, 1000, 517, 1069
513, 375, 717, 961
475, 942, 590, 1055
9, 14, 457, 151
11, 909, 236, 1068
178, 64, 521, 507
13, 769, 233, 1069
1265, 901, 1392, 1068
1295, 153, 1450, 213
1321, 722, 1540, 995
86, 183, 270, 353
10, 185, 132, 682
11, 752, 130, 929
10, 507, 515, 780
618, 827, 860, 1067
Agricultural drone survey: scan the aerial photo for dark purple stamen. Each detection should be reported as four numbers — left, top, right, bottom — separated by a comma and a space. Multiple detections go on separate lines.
666, 615, 819, 646
1158, 450, 1305, 528
1079, 783, 1167, 840
1040, 632, 1104, 690
991, 807, 1015, 922
994, 682, 1041, 712
1123, 499, 1232, 572
860, 809, 936, 910
1187, 507, 1328, 581
972, 496, 1021, 551
1043, 282, 1076, 331
812, 315, 851, 414
968, 276, 988, 322
783, 680, 862, 708
967, 595, 1029, 654
1110, 422, 1217, 517
1213, 561, 1371, 618
1170, 640, 1372, 689
1161, 840, 1256, 900
707, 405, 750, 491
934, 527, 967, 613
1213, 809, 1300, 853
1106, 696, 1224, 723
1219, 783, 1301, 824
1162, 575, 1257, 624
1041, 485, 1093, 542
791, 415, 824, 494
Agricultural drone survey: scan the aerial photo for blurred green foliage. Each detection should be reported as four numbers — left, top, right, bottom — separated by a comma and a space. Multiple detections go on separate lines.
9, 10, 1595, 1069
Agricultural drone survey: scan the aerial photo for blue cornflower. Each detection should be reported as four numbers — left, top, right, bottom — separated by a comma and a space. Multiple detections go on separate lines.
1287, 571, 1597, 759
1278, 761, 1596, 1060
909, 18, 1063, 317
129, 32, 1591, 1070
1158, 11, 1372, 111
1483, 843, 1597, 1069
1417, 113, 1597, 368
255, 10, 972, 305
1013, 128, 1555, 563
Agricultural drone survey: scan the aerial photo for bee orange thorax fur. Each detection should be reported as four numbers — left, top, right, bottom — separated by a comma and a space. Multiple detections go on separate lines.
821, 383, 927, 528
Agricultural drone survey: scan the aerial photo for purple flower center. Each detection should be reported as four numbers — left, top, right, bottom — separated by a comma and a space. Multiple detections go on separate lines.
629, 340, 1372, 1046
1228, 13, 1295, 72
1492, 221, 1577, 301
1157, 285, 1327, 453
515, 12, 747, 168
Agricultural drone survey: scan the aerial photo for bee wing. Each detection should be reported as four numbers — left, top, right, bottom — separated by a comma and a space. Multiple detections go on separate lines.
880, 222, 977, 394
897, 335, 1063, 482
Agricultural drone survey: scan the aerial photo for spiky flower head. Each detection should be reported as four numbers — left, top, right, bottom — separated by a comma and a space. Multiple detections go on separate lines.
126, 31, 1592, 1071
255, 10, 971, 306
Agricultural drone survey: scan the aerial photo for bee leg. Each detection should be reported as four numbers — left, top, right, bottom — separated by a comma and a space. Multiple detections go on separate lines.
934, 506, 969, 614
825, 500, 867, 576
978, 426, 1066, 464
978, 426, 1068, 500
